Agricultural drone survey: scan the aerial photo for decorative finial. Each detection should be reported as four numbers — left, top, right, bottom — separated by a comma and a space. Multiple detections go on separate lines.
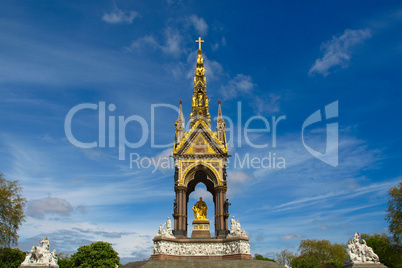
180, 99, 182, 104
218, 99, 221, 104
196, 37, 204, 51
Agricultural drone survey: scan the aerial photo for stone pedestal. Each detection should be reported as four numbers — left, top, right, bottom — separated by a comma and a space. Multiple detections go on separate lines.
191, 220, 211, 239
343, 260, 387, 268
150, 236, 252, 260
19, 266, 59, 268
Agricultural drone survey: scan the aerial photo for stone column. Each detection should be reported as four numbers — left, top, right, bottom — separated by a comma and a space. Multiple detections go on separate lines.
173, 186, 187, 237
215, 186, 228, 237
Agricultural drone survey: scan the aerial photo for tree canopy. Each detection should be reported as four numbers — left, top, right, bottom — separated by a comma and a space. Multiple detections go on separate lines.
0, 174, 26, 248
70, 241, 121, 268
276, 249, 296, 266
361, 233, 402, 268
386, 182, 402, 244
291, 239, 346, 268
0, 247, 26, 268
254, 253, 277, 262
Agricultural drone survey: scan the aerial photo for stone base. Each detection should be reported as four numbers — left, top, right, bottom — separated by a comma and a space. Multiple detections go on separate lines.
343, 260, 387, 268
122, 260, 284, 268
19, 266, 59, 268
191, 220, 211, 239
151, 236, 252, 260
150, 253, 252, 260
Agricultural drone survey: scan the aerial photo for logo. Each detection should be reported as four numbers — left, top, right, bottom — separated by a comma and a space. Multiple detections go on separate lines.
302, 101, 338, 167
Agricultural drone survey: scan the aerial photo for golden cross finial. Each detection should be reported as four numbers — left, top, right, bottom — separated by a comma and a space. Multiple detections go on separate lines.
196, 37, 204, 50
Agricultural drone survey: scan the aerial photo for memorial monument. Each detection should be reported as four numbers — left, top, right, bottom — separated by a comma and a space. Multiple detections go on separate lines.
20, 236, 59, 268
150, 38, 252, 260
343, 232, 387, 268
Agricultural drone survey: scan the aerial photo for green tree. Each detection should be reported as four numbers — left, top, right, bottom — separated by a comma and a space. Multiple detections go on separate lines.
291, 239, 347, 268
361, 233, 402, 268
386, 182, 402, 244
254, 253, 277, 262
56, 252, 72, 268
70, 241, 121, 268
276, 249, 296, 266
0, 174, 27, 248
0, 247, 26, 268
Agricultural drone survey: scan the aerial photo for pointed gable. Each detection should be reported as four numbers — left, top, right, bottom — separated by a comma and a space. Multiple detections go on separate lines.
173, 120, 228, 155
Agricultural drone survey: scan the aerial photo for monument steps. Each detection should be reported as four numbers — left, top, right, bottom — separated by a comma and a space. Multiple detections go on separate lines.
121, 260, 284, 268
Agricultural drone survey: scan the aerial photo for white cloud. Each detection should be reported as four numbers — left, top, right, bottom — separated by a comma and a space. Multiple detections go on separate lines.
127, 28, 183, 57
309, 28, 371, 76
228, 171, 252, 183
191, 187, 213, 201
281, 234, 303, 241
128, 35, 159, 51
211, 37, 227, 51
161, 28, 183, 55
221, 74, 255, 99
26, 197, 73, 219
188, 15, 208, 36
102, 8, 139, 24
253, 93, 281, 115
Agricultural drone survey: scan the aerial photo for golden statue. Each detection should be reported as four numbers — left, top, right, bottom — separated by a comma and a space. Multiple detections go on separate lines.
198, 94, 203, 107
192, 95, 197, 107
192, 197, 207, 220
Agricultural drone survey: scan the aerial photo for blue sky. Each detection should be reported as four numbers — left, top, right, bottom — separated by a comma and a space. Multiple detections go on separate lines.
0, 0, 401, 263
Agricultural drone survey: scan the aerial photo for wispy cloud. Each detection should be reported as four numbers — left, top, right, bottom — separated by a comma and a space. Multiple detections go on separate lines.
281, 234, 303, 241
127, 35, 159, 51
253, 93, 281, 115
259, 181, 395, 213
188, 15, 208, 36
228, 171, 252, 183
309, 28, 371, 76
127, 28, 183, 57
102, 8, 139, 24
161, 28, 183, 55
211, 37, 227, 51
221, 74, 255, 99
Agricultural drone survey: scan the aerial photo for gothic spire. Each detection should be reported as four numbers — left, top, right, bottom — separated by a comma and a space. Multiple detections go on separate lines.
190, 37, 210, 126
174, 99, 185, 146
216, 99, 226, 145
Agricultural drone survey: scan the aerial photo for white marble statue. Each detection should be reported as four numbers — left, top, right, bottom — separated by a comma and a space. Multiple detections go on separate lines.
21, 236, 59, 267
155, 217, 175, 238
346, 232, 380, 264
227, 216, 248, 238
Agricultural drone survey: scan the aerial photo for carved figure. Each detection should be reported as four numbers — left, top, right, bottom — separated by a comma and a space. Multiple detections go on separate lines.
192, 197, 207, 220
346, 232, 380, 264
228, 216, 248, 238
21, 236, 58, 267
166, 217, 172, 235
155, 218, 174, 238
192, 95, 196, 107
173, 199, 178, 214
198, 94, 203, 107
224, 199, 231, 214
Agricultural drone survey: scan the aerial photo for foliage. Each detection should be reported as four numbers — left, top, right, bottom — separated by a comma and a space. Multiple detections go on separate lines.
0, 173, 27, 248
292, 254, 320, 268
386, 182, 402, 244
56, 252, 73, 268
276, 249, 296, 266
291, 239, 346, 268
70, 241, 121, 268
0, 247, 26, 268
254, 253, 277, 262
361, 233, 402, 268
